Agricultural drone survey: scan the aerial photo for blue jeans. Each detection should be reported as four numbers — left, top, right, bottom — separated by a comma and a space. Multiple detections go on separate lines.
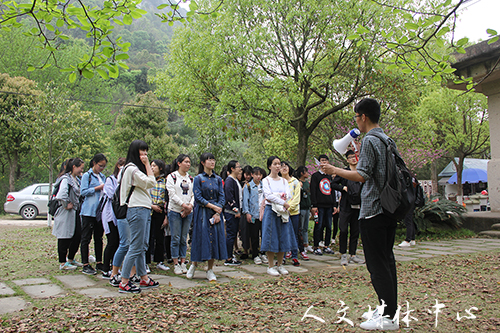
299, 209, 310, 246
290, 214, 300, 259
113, 218, 141, 273
121, 207, 151, 280
168, 210, 193, 259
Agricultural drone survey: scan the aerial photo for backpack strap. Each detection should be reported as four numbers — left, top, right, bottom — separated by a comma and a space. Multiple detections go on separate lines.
366, 132, 391, 192
120, 164, 136, 204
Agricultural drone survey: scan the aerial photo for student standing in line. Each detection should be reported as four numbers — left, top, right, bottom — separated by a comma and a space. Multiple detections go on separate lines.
167, 154, 194, 275
223, 160, 243, 266
187, 152, 227, 281
280, 161, 301, 266
53, 158, 85, 270
294, 166, 311, 260
80, 153, 108, 275
118, 140, 159, 293
261, 156, 295, 276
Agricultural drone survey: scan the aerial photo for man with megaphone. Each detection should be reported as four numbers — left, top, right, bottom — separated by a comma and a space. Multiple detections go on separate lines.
321, 98, 400, 331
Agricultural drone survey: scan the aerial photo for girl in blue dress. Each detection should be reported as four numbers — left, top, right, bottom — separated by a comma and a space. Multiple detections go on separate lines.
187, 152, 227, 281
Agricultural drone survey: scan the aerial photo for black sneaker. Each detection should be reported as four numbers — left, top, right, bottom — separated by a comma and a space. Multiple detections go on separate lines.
102, 271, 112, 279
130, 274, 141, 283
82, 265, 97, 275
96, 263, 107, 273
224, 258, 242, 266
119, 281, 141, 294
109, 275, 120, 287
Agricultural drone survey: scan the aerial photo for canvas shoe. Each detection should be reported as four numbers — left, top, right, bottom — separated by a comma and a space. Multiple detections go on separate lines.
259, 254, 269, 264
360, 317, 399, 331
68, 259, 83, 267
206, 269, 217, 281
101, 271, 112, 279
254, 256, 262, 265
109, 275, 121, 287
410, 240, 416, 246
340, 254, 349, 266
186, 264, 196, 279
350, 255, 365, 264
267, 266, 280, 276
59, 262, 77, 270
156, 262, 170, 271
276, 265, 289, 275
300, 251, 310, 260
82, 265, 97, 275
305, 245, 314, 253
313, 248, 323, 255
180, 262, 188, 274
285, 252, 292, 259
323, 247, 334, 254
398, 241, 411, 247
119, 281, 141, 294
139, 278, 159, 289
174, 264, 183, 275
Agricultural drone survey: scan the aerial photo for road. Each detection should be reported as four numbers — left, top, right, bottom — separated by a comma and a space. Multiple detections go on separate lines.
0, 216, 50, 228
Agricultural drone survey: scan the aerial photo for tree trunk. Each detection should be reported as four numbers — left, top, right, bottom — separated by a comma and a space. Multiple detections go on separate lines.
8, 151, 18, 192
431, 159, 438, 194
295, 119, 309, 166
455, 155, 466, 205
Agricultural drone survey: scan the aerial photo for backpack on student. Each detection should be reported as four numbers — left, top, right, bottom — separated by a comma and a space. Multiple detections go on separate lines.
47, 177, 70, 216
414, 182, 425, 208
367, 132, 415, 221
112, 165, 135, 219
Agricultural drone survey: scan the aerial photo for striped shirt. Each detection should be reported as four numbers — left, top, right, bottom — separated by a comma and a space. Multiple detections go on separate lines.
356, 128, 394, 220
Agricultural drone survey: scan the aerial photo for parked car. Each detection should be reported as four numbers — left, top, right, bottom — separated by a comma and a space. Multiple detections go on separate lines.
4, 183, 50, 220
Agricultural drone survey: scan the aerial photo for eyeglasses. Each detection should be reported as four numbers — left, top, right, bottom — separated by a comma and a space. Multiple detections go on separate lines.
97, 163, 106, 168
353, 114, 362, 121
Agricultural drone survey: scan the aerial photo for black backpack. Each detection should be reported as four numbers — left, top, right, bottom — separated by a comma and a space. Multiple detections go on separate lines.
112, 165, 135, 219
48, 177, 70, 216
368, 132, 414, 221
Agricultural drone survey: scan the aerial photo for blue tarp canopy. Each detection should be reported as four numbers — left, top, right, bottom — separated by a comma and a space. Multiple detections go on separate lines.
447, 168, 488, 184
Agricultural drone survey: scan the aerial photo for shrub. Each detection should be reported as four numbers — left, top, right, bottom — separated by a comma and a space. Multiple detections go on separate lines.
413, 194, 467, 232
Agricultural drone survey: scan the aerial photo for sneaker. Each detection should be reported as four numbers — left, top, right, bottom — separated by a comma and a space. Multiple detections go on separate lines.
362, 307, 378, 320
224, 258, 242, 266
166, 258, 174, 264
109, 275, 121, 287
139, 278, 159, 289
282, 258, 286, 265
319, 241, 325, 248
360, 317, 399, 331
254, 256, 262, 265
277, 265, 289, 275
130, 274, 141, 284
398, 241, 411, 247
313, 248, 323, 255
285, 252, 292, 259
331, 239, 336, 244
82, 265, 97, 275
180, 262, 188, 274
206, 269, 217, 281
59, 262, 77, 270
267, 266, 280, 276
102, 271, 112, 279
323, 247, 334, 254
260, 254, 269, 264
145, 265, 151, 274
95, 263, 107, 273
186, 264, 196, 279
300, 251, 310, 260
340, 254, 349, 266
69, 259, 83, 267
157, 262, 170, 271
349, 255, 365, 264
88, 255, 96, 263
174, 264, 183, 275
305, 245, 314, 253
119, 281, 141, 294
410, 240, 416, 246
292, 258, 300, 266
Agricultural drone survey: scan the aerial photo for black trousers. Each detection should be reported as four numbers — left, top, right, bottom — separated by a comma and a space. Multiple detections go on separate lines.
58, 213, 81, 263
147, 211, 165, 264
339, 209, 360, 255
81, 215, 104, 265
359, 214, 398, 318
404, 206, 416, 242
103, 221, 119, 270
247, 218, 262, 258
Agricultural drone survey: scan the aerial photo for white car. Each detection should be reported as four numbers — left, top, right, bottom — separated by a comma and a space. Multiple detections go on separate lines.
4, 183, 50, 220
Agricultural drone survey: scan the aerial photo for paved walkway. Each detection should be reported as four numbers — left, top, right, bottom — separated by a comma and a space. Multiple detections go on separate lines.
1, 238, 499, 315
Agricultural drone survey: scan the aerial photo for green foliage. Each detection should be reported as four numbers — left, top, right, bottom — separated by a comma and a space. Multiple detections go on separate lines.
110, 91, 178, 163
413, 194, 467, 232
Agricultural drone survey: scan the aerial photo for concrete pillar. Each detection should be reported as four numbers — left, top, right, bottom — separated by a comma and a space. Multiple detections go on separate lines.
483, 82, 500, 212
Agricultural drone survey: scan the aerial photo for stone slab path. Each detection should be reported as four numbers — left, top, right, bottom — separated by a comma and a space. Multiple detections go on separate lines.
1, 238, 498, 315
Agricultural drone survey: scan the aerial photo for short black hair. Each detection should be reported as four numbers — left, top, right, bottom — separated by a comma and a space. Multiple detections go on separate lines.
345, 150, 356, 159
354, 98, 380, 124
243, 165, 253, 176
318, 154, 329, 161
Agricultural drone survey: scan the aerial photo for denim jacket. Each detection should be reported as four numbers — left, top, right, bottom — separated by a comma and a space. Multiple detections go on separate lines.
242, 180, 262, 220
80, 169, 106, 217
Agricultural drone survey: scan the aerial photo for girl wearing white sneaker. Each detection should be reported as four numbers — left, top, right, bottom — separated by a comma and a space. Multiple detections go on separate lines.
188, 152, 227, 281
261, 156, 295, 276
167, 154, 194, 275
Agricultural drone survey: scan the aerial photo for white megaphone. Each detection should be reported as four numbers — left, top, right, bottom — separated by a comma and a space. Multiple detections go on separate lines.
333, 129, 360, 155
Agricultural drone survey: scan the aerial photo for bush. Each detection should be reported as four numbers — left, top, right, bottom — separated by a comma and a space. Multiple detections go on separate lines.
413, 193, 467, 232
